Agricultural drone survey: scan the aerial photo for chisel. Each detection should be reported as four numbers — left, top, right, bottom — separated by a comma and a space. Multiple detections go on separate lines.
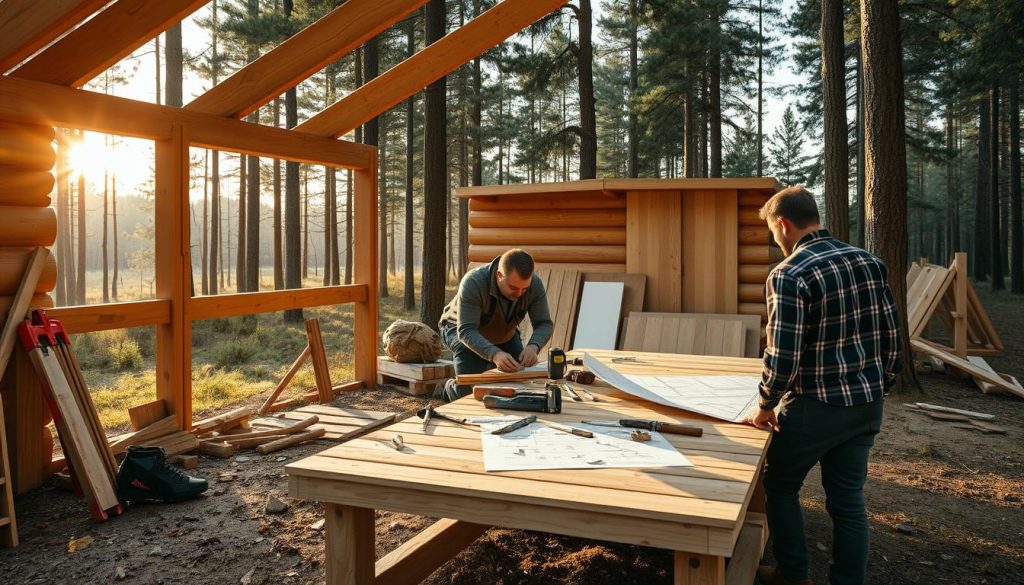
581, 419, 703, 437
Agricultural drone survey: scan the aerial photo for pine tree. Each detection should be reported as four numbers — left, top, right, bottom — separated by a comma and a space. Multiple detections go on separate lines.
767, 105, 819, 186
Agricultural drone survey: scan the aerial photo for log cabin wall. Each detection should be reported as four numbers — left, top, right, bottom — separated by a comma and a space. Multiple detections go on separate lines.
460, 178, 782, 323
0, 120, 58, 493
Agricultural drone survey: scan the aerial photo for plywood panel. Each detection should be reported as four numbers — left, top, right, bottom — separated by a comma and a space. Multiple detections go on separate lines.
627, 191, 682, 312
572, 281, 625, 350
682, 190, 738, 314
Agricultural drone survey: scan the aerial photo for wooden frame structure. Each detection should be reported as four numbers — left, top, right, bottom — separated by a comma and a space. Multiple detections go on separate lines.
0, 0, 568, 493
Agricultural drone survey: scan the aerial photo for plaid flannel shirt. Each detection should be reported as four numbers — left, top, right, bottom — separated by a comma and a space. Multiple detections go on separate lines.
759, 229, 902, 410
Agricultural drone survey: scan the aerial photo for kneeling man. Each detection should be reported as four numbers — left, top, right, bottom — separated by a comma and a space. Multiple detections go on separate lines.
438, 249, 552, 401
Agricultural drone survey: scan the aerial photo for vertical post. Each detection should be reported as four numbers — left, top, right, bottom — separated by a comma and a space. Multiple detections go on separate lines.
325, 504, 375, 585
674, 551, 725, 585
154, 125, 192, 429
354, 154, 379, 388
954, 252, 967, 357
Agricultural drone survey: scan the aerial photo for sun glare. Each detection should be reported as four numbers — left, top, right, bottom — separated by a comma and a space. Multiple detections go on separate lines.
63, 132, 155, 194
66, 134, 111, 181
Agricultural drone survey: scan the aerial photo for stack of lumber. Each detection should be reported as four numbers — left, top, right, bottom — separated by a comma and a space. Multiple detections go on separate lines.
0, 122, 60, 496
621, 312, 762, 358
252, 404, 396, 442
904, 402, 1007, 434
191, 406, 327, 457
377, 356, 454, 396
906, 253, 1021, 399
108, 400, 199, 457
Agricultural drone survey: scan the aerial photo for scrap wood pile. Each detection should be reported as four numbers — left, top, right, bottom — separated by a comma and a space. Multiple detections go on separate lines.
904, 402, 1008, 435
906, 253, 1023, 400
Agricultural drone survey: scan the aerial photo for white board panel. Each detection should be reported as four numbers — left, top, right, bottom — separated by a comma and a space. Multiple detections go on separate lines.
572, 281, 625, 350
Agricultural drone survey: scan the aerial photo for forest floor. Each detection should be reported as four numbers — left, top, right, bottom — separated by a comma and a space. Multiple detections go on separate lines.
1, 284, 1023, 584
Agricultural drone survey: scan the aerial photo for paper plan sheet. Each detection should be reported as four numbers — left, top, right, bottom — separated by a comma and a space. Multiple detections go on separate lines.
478, 419, 692, 472
583, 353, 761, 423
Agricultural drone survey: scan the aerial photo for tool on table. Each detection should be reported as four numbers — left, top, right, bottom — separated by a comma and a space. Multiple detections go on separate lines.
472, 385, 546, 400
581, 419, 703, 437
490, 415, 537, 435
390, 435, 405, 451
420, 405, 434, 431
415, 407, 477, 427
561, 383, 582, 402
574, 385, 600, 402
482, 381, 562, 413
611, 356, 652, 365
566, 369, 596, 385
538, 420, 593, 438
547, 347, 567, 380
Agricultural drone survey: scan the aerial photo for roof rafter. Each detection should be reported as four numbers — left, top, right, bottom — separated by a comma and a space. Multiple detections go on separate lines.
298, 0, 569, 138
187, 0, 429, 119
0, 0, 110, 73
10, 0, 207, 87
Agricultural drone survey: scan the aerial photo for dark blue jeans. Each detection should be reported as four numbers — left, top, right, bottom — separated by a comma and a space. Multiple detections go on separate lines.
763, 394, 884, 585
440, 324, 524, 402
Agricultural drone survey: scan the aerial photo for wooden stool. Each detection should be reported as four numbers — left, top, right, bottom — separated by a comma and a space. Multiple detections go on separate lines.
0, 393, 18, 547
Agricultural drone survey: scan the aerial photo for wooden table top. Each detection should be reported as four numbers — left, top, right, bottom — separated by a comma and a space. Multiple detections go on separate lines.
287, 350, 771, 556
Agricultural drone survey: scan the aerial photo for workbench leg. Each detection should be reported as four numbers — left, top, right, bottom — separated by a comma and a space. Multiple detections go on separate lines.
674, 551, 725, 585
325, 504, 375, 585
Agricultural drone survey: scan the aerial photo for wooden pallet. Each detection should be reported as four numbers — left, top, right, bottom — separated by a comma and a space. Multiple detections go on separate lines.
252, 405, 395, 441
376, 357, 453, 396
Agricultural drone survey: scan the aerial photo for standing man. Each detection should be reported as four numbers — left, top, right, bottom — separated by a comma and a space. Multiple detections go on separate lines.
748, 187, 901, 585
438, 248, 552, 402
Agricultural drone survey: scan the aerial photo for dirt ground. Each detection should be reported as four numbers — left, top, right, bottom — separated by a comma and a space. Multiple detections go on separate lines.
2, 287, 1023, 585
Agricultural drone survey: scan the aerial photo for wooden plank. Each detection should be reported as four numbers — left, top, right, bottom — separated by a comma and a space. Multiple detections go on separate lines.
258, 346, 311, 415
6, 346, 49, 493
0, 76, 374, 170
468, 244, 626, 264
457, 179, 611, 198
682, 189, 738, 314
911, 339, 1024, 398
190, 407, 254, 436
623, 313, 759, 358
0, 247, 46, 377
325, 504, 375, 585
469, 209, 626, 228
128, 400, 168, 431
967, 356, 1024, 396
674, 552, 725, 585
456, 178, 782, 198
468, 193, 626, 211
190, 285, 367, 321
0, 393, 18, 547
108, 415, 179, 454
353, 162, 379, 388
469, 226, 627, 246
0, 0, 108, 72
377, 357, 454, 381
12, 0, 208, 87
724, 514, 768, 585
627, 190, 682, 312
375, 519, 489, 585
47, 299, 171, 333
298, 0, 570, 137
155, 125, 190, 430
964, 279, 1002, 351
306, 319, 334, 403
954, 253, 968, 357
0, 247, 55, 296
187, 0, 429, 119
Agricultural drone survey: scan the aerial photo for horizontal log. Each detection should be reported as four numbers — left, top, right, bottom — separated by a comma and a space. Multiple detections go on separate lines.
467, 261, 627, 273
469, 209, 626, 228
0, 293, 53, 318
0, 247, 56, 294
468, 193, 625, 211
0, 131, 55, 171
739, 264, 771, 284
739, 284, 764, 304
738, 191, 771, 207
48, 299, 171, 333
190, 284, 368, 321
738, 226, 771, 246
468, 245, 627, 264
0, 120, 55, 142
0, 206, 56, 246
739, 206, 764, 226
739, 245, 784, 265
0, 168, 54, 206
738, 302, 768, 322
468, 227, 626, 246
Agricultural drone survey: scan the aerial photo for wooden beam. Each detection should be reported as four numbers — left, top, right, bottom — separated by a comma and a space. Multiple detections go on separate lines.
353, 161, 379, 388
0, 76, 373, 169
375, 519, 489, 585
298, 0, 569, 137
154, 125, 191, 431
11, 0, 208, 87
188, 0, 429, 118
0, 247, 46, 377
190, 285, 368, 321
47, 300, 171, 333
0, 0, 109, 73
326, 504, 375, 585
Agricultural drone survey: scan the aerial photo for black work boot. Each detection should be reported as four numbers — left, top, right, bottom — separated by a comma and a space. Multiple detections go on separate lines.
116, 446, 208, 503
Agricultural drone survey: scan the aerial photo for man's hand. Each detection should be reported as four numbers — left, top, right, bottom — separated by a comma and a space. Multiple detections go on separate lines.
492, 351, 520, 372
746, 407, 779, 432
518, 345, 539, 367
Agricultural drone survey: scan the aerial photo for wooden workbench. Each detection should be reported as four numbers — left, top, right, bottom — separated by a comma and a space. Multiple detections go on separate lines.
287, 350, 772, 585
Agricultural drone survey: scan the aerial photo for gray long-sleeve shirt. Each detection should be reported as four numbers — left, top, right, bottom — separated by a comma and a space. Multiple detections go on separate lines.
438, 258, 553, 360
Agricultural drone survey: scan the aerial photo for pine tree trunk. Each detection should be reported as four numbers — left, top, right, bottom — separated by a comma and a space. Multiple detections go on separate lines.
345, 169, 353, 285
102, 165, 109, 303
210, 151, 220, 295
55, 130, 69, 305
577, 0, 597, 179
860, 0, 917, 391
684, 60, 698, 178
201, 150, 209, 295
990, 84, 1005, 290
77, 161, 86, 305
627, 0, 639, 178
378, 111, 390, 295
709, 4, 722, 178
237, 154, 247, 292
284, 85, 302, 321
274, 99, 284, 290
112, 176, 118, 300
945, 106, 957, 256
821, 0, 849, 241
302, 168, 309, 280
404, 16, 417, 311
974, 97, 991, 280
756, 0, 764, 177
246, 111, 260, 292
421, 0, 448, 330
324, 165, 335, 286
856, 40, 866, 247
1010, 82, 1022, 294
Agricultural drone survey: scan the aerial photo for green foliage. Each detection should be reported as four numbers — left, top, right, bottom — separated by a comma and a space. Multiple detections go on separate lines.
213, 337, 260, 368
768, 105, 821, 186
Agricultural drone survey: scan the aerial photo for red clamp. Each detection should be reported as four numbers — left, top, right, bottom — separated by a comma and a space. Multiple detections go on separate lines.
18, 308, 70, 352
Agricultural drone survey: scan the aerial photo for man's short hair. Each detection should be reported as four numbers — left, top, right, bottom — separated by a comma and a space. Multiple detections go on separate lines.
499, 248, 534, 278
759, 186, 821, 229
